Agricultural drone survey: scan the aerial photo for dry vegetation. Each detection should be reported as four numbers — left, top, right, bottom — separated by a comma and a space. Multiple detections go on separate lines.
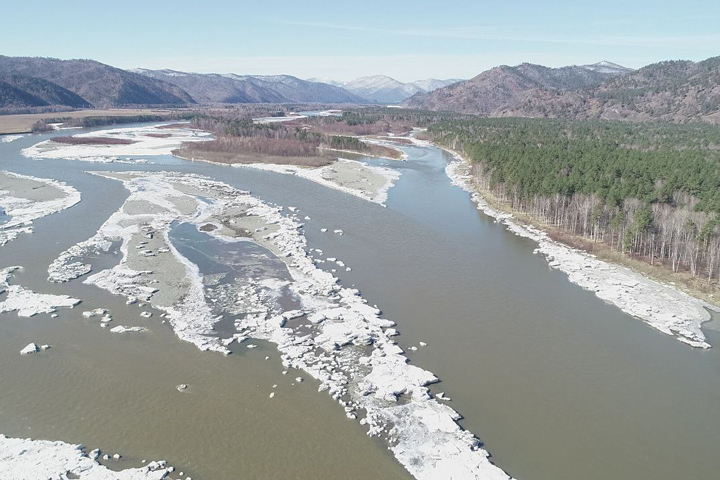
51, 136, 136, 145
0, 108, 185, 134
173, 108, 407, 166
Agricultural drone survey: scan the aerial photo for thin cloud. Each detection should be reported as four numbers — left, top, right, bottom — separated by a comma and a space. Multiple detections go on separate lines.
273, 18, 720, 49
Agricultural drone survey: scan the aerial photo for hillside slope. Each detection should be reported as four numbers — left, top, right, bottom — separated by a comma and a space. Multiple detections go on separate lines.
0, 74, 91, 108
405, 57, 720, 123
403, 62, 624, 114
136, 70, 365, 104
0, 56, 194, 108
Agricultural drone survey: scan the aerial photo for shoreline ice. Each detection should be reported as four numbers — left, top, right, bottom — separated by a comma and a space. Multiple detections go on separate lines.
0, 171, 81, 245
0, 134, 26, 143
229, 157, 401, 206
22, 124, 211, 161
47, 171, 512, 480
0, 434, 172, 479
443, 147, 716, 349
0, 267, 80, 317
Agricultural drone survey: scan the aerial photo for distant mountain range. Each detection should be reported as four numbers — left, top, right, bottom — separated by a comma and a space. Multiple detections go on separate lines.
308, 75, 462, 103
133, 69, 366, 104
2, 54, 720, 123
403, 57, 720, 123
0, 56, 194, 109
0, 55, 459, 109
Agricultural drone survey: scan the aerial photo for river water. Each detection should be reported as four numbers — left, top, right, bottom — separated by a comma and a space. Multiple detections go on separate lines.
1, 126, 719, 480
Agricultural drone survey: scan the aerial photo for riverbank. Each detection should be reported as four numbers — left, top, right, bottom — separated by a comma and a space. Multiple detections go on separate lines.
438, 142, 717, 348
0, 109, 183, 135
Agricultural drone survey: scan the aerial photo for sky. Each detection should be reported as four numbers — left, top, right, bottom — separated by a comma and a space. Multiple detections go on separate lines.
1, 0, 719, 81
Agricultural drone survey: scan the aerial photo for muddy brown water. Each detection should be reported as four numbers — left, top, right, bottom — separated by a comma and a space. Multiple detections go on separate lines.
1, 126, 720, 480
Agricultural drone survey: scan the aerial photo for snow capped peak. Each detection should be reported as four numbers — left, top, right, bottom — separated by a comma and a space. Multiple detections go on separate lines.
307, 77, 343, 87
582, 61, 633, 75
344, 75, 406, 90
412, 78, 462, 91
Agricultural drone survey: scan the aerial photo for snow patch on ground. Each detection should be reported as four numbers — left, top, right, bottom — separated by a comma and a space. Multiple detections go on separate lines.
444, 149, 715, 349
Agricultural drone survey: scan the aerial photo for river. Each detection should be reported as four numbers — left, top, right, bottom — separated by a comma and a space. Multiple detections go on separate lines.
1, 125, 719, 479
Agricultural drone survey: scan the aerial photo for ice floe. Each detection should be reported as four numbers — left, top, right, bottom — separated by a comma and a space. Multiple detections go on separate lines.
110, 325, 148, 334
20, 343, 38, 355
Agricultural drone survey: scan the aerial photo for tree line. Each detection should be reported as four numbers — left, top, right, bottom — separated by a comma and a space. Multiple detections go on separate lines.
427, 117, 720, 282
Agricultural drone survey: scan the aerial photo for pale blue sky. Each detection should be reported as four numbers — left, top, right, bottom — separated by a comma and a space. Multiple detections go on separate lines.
1, 0, 719, 81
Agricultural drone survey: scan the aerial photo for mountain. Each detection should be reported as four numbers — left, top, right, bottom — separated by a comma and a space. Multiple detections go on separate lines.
229, 74, 365, 103
495, 57, 720, 123
135, 70, 365, 104
0, 56, 194, 108
0, 74, 90, 109
403, 62, 628, 114
133, 69, 288, 104
412, 78, 462, 92
333, 75, 462, 103
342, 75, 423, 103
306, 77, 344, 88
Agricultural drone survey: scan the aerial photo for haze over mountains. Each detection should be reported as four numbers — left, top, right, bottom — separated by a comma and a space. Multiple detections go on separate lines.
133, 69, 366, 104
2, 54, 720, 123
307, 75, 462, 103
0, 55, 457, 110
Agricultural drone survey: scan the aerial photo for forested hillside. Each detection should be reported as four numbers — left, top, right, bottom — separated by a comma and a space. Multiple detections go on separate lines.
497, 57, 720, 122
407, 55, 720, 124
403, 62, 626, 114
0, 56, 195, 109
428, 118, 720, 282
0, 74, 90, 110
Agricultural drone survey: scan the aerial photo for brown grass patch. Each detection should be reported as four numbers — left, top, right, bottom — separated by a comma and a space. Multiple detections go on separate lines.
51, 136, 136, 145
